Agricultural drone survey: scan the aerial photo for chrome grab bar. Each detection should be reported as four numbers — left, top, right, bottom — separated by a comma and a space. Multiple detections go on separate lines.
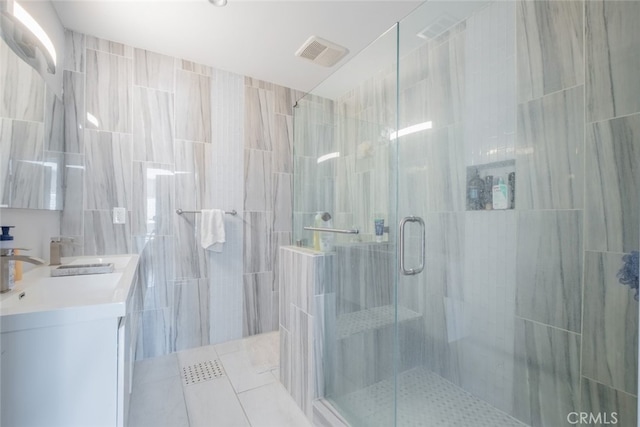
399, 216, 425, 276
303, 226, 359, 235
176, 209, 237, 216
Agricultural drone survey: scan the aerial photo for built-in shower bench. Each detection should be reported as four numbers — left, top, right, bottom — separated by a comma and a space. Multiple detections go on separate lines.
336, 304, 421, 339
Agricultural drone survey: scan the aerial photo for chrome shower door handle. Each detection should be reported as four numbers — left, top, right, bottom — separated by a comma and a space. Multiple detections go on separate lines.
399, 216, 425, 276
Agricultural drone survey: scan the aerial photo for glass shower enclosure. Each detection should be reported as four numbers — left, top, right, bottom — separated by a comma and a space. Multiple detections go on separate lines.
293, 1, 639, 426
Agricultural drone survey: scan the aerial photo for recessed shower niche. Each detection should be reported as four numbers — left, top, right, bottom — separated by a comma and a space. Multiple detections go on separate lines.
466, 160, 515, 211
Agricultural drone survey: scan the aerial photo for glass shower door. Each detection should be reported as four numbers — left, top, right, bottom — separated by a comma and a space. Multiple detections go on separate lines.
293, 24, 401, 427
395, 2, 523, 424
395, 1, 639, 426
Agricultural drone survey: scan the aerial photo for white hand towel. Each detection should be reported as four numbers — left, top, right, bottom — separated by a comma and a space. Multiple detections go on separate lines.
200, 209, 225, 252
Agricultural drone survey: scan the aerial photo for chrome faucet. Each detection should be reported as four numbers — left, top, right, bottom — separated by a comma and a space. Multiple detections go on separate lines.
49, 237, 76, 266
0, 249, 46, 293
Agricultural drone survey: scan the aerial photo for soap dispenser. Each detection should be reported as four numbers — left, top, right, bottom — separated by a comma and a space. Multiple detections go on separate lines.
0, 226, 15, 249
0, 226, 16, 291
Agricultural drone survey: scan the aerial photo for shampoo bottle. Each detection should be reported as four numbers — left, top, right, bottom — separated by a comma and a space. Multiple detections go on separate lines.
492, 177, 509, 210
312, 212, 322, 250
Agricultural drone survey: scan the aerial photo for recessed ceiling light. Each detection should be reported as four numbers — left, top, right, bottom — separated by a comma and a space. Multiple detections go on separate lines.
209, 0, 227, 7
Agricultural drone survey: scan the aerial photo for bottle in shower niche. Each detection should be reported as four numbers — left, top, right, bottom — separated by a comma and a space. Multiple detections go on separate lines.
312, 212, 323, 250
467, 169, 484, 210
374, 218, 385, 243
508, 172, 515, 209
492, 177, 509, 210
484, 175, 493, 210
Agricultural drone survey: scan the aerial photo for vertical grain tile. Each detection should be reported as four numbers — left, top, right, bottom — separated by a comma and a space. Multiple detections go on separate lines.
133, 87, 174, 163
64, 30, 85, 72
516, 86, 584, 210
173, 279, 210, 351
582, 251, 638, 396
175, 70, 211, 143
516, 210, 583, 332
581, 377, 638, 427
83, 210, 131, 255
134, 49, 175, 92
85, 49, 132, 133
244, 211, 272, 274
513, 318, 580, 426
585, 114, 640, 252
84, 130, 132, 210
243, 272, 275, 336
244, 149, 272, 211
245, 86, 274, 150
63, 70, 84, 153
60, 153, 84, 237
586, 0, 640, 122
517, 0, 584, 103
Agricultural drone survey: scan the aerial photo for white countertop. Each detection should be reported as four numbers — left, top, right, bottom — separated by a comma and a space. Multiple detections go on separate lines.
0, 254, 139, 332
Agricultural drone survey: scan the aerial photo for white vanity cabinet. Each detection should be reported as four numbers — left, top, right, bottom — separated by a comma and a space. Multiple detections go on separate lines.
0, 255, 140, 427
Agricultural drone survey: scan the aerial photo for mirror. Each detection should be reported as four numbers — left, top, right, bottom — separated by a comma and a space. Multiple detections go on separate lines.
0, 30, 65, 210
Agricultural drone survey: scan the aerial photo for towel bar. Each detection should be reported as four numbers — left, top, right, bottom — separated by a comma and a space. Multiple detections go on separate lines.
176, 209, 237, 216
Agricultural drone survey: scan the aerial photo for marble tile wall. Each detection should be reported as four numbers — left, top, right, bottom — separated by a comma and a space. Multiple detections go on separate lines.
581, 378, 638, 427
585, 114, 640, 254
464, 1, 516, 166
582, 251, 638, 397
243, 78, 300, 337
513, 1, 639, 425
209, 69, 245, 344
513, 318, 581, 426
334, 243, 394, 315
279, 246, 334, 421
516, 86, 584, 210
60, 30, 294, 360
292, 94, 337, 246
85, 48, 132, 133
585, 0, 640, 123
335, 69, 394, 240
516, 0, 583, 104
515, 210, 583, 333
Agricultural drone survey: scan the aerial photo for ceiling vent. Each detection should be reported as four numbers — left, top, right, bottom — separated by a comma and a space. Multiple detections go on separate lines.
417, 14, 459, 41
295, 36, 348, 67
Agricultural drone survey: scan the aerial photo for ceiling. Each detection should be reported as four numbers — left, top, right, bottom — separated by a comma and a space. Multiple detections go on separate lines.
51, 0, 423, 97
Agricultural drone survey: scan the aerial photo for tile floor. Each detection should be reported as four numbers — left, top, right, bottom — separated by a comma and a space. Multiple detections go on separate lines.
335, 368, 526, 427
128, 331, 312, 427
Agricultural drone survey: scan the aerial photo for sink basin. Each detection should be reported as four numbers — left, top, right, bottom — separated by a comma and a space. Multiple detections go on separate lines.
1, 273, 119, 309
50, 263, 115, 277
0, 254, 139, 332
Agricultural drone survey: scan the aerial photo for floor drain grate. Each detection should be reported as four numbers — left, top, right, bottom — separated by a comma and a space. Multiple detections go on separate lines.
182, 359, 225, 386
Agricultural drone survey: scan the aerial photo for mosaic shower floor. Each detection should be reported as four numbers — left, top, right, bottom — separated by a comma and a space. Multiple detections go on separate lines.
333, 368, 526, 427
